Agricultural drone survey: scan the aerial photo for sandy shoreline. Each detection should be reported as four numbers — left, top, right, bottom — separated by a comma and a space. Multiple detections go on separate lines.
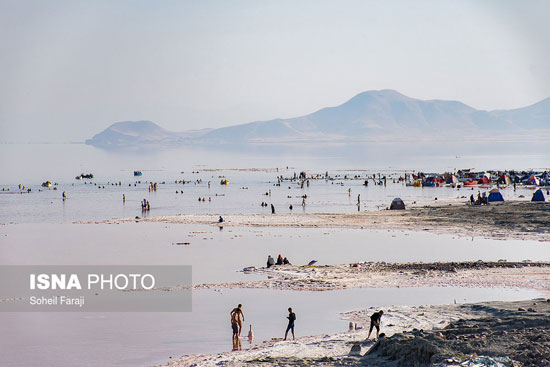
193, 261, 550, 293
76, 201, 550, 242
163, 299, 550, 367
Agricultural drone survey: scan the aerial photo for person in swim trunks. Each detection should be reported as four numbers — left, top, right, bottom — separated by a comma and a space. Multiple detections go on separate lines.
231, 315, 239, 338
284, 307, 296, 340
230, 304, 245, 337
367, 310, 383, 339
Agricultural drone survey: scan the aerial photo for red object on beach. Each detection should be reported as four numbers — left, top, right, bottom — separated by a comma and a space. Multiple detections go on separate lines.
464, 180, 478, 186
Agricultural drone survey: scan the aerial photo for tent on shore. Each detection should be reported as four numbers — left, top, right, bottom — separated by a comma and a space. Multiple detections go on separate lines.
527, 176, 540, 186
532, 189, 546, 202
487, 188, 504, 202
390, 198, 406, 210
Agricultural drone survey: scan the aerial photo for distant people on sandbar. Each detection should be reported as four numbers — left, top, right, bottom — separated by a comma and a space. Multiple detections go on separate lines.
267, 254, 291, 267
271, 204, 275, 214
284, 307, 296, 340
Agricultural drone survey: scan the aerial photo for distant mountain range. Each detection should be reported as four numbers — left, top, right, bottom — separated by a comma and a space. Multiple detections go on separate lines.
85, 90, 550, 147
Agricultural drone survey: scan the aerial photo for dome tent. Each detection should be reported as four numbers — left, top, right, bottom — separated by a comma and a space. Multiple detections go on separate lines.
532, 189, 546, 202
390, 197, 405, 210
487, 188, 504, 202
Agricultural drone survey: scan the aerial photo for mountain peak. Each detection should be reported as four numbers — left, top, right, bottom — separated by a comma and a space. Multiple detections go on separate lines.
108, 120, 166, 133
351, 89, 408, 100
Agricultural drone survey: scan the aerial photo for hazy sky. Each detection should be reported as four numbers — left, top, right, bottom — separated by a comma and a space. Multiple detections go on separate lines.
1, 0, 549, 142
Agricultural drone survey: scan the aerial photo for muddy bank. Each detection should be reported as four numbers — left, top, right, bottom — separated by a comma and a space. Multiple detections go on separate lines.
365, 299, 550, 367
81, 201, 550, 242
193, 261, 550, 293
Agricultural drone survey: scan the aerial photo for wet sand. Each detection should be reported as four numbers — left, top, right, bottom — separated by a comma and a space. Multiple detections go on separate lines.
164, 299, 550, 367
83, 201, 550, 242
193, 261, 550, 293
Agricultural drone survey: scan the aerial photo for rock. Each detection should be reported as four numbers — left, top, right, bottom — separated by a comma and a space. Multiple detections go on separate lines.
349, 343, 361, 356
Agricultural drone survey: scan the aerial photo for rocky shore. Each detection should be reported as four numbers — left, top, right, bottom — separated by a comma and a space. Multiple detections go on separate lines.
363, 299, 550, 367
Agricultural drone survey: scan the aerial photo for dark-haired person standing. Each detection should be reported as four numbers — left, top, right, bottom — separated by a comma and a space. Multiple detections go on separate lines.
230, 304, 245, 337
367, 310, 384, 339
284, 307, 296, 340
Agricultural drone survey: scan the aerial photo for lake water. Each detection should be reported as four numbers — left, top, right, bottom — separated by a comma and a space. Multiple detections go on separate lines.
1, 143, 549, 366
1, 223, 549, 366
1, 143, 548, 224
0, 287, 543, 367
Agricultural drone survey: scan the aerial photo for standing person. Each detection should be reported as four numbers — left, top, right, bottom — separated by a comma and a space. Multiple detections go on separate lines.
367, 310, 384, 339
271, 204, 275, 214
284, 307, 296, 340
231, 312, 242, 351
230, 304, 245, 337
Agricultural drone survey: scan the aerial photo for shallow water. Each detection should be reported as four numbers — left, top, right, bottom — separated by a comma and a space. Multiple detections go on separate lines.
2, 223, 550, 284
1, 222, 549, 366
0, 168, 543, 224
1, 143, 548, 224
0, 286, 543, 367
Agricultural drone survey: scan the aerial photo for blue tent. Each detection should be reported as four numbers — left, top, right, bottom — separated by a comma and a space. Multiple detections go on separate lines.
532, 189, 546, 202
487, 189, 504, 202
